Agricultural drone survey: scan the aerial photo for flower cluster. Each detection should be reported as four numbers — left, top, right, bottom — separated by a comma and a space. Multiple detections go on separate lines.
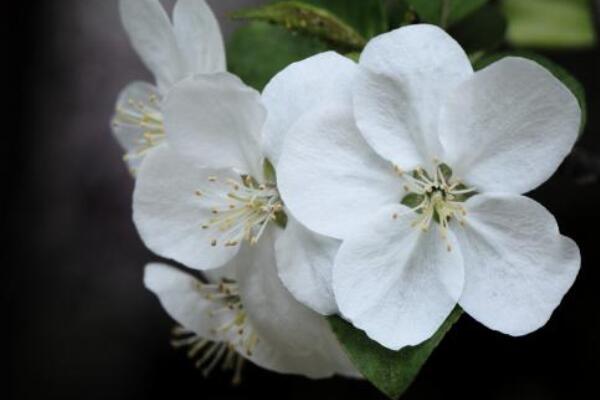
112, 0, 581, 386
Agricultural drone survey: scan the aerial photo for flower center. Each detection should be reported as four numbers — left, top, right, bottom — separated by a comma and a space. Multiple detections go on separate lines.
394, 161, 477, 250
113, 92, 165, 161
196, 173, 286, 247
200, 279, 259, 356
171, 278, 258, 385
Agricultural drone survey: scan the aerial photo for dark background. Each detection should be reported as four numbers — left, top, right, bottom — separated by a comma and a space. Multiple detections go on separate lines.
5, 1, 599, 399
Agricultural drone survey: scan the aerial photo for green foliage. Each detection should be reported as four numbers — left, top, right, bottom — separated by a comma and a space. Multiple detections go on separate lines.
474, 51, 588, 135
227, 1, 389, 91
232, 1, 367, 52
227, 21, 327, 91
387, 0, 413, 29
502, 0, 596, 49
227, 4, 589, 396
344, 52, 361, 62
450, 4, 507, 54
329, 307, 463, 399
406, 0, 489, 28
290, 0, 388, 39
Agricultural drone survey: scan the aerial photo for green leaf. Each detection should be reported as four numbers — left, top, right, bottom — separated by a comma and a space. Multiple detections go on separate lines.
502, 0, 596, 49
232, 1, 367, 52
329, 307, 462, 399
406, 0, 488, 28
450, 4, 507, 54
227, 21, 327, 91
289, 0, 388, 39
387, 0, 416, 29
474, 51, 587, 135
344, 52, 361, 62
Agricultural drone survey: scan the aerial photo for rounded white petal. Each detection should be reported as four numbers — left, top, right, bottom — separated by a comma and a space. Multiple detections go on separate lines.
119, 0, 185, 92
456, 193, 580, 336
111, 81, 164, 172
202, 258, 237, 282
173, 0, 226, 74
354, 24, 473, 170
133, 145, 241, 271
439, 57, 581, 194
163, 73, 265, 177
236, 226, 355, 378
333, 204, 464, 350
261, 51, 357, 166
277, 104, 402, 239
144, 263, 231, 339
275, 216, 340, 315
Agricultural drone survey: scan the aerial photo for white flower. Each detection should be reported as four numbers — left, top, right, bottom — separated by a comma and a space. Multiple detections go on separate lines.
133, 53, 362, 376
143, 246, 357, 379
277, 25, 581, 350
133, 52, 357, 315
111, 0, 225, 171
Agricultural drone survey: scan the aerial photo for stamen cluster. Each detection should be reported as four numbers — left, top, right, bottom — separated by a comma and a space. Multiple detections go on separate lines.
170, 278, 260, 385
198, 279, 260, 357
114, 93, 165, 161
171, 326, 245, 385
196, 175, 284, 247
395, 162, 476, 250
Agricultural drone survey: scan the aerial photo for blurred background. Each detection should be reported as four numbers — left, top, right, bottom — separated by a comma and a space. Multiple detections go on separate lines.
5, 1, 599, 399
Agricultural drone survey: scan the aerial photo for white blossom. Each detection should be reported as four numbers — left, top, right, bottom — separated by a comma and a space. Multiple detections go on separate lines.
277, 24, 581, 350
143, 250, 357, 379
133, 53, 362, 376
111, 0, 225, 171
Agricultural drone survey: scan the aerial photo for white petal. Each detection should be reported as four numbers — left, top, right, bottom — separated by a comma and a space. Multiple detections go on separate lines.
119, 0, 184, 92
133, 145, 241, 271
144, 263, 230, 339
163, 73, 265, 178
202, 259, 237, 282
236, 226, 355, 378
333, 204, 464, 350
354, 24, 473, 170
275, 216, 340, 315
111, 81, 164, 172
173, 0, 226, 74
439, 57, 581, 194
456, 193, 580, 336
277, 104, 402, 239
261, 51, 357, 166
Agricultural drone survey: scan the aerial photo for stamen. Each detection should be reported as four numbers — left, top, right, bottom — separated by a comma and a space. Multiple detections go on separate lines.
170, 278, 258, 385
395, 160, 477, 248
195, 174, 285, 248
113, 92, 165, 163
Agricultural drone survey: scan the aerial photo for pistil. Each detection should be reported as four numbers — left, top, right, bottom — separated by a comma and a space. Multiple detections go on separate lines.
396, 161, 477, 249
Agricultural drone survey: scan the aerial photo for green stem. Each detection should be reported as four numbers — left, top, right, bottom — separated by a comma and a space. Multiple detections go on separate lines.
440, 0, 451, 28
